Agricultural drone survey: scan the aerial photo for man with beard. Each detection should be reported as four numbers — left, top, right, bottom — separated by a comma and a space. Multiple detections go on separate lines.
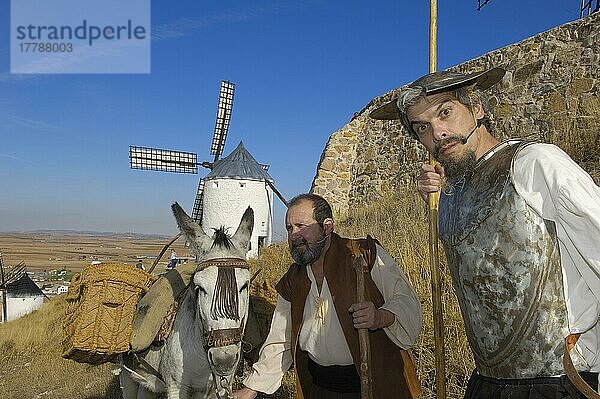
234, 193, 422, 399
369, 68, 600, 398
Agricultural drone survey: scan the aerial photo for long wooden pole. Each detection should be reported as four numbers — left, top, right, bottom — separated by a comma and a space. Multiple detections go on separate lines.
353, 252, 374, 399
428, 1, 447, 398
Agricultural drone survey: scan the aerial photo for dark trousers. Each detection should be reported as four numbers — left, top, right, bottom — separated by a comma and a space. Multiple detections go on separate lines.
307, 358, 361, 398
464, 370, 599, 399
309, 384, 361, 399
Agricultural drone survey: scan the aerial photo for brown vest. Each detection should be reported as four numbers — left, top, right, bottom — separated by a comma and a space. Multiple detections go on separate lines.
276, 233, 412, 399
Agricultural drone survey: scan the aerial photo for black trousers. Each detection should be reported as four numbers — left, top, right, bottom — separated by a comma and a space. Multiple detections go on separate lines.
464, 370, 599, 399
309, 384, 361, 399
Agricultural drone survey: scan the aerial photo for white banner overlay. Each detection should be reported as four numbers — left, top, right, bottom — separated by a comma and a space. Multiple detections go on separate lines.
11, 0, 151, 74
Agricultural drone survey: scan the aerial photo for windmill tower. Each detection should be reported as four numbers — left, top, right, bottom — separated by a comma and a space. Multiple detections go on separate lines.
0, 252, 43, 323
202, 141, 274, 256
129, 81, 286, 257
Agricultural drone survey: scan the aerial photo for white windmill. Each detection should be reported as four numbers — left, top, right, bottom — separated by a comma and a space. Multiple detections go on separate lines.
129, 81, 287, 258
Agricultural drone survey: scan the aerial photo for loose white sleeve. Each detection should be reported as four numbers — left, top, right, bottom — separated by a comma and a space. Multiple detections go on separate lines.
512, 143, 600, 370
243, 295, 293, 394
370, 244, 423, 349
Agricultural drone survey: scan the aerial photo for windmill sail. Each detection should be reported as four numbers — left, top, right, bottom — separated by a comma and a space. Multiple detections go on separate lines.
191, 178, 205, 222
1, 261, 26, 287
129, 146, 198, 174
210, 81, 235, 162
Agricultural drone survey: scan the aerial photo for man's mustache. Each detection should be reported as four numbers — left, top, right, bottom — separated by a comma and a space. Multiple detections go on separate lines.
433, 137, 462, 159
291, 238, 309, 248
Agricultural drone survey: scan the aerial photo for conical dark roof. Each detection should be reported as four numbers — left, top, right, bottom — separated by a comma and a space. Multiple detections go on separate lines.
206, 141, 273, 182
6, 273, 44, 297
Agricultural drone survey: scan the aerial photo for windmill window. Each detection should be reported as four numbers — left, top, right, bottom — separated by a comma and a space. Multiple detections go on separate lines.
213, 182, 218, 188
239, 183, 246, 188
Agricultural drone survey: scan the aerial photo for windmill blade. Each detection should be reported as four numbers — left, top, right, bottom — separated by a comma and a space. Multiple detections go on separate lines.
129, 146, 198, 174
191, 178, 205, 223
4, 262, 26, 285
210, 81, 235, 162
477, 0, 491, 10
266, 180, 288, 207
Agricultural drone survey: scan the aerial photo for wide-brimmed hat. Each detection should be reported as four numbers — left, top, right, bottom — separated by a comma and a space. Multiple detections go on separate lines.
369, 67, 505, 120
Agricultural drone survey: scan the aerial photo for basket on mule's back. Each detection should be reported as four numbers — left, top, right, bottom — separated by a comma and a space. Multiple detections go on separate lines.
62, 263, 156, 365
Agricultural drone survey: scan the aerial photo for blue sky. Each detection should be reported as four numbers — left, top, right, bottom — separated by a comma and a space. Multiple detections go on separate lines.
0, 0, 582, 239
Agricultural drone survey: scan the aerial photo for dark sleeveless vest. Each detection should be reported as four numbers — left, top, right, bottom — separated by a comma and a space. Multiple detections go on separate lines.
439, 141, 585, 378
276, 233, 412, 398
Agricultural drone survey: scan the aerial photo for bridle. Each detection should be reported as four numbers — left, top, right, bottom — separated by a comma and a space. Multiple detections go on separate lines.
131, 257, 250, 399
195, 257, 249, 349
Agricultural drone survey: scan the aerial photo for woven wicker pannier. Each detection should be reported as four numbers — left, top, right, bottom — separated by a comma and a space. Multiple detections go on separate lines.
62, 263, 156, 364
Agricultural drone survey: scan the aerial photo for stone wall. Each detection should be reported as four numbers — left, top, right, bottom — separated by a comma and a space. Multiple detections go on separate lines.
311, 12, 600, 215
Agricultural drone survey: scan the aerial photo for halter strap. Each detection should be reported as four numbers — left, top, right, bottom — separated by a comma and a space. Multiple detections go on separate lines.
204, 320, 245, 348
194, 257, 249, 349
197, 258, 249, 270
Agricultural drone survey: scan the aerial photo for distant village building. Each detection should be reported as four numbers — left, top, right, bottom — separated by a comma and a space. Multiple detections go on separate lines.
56, 285, 69, 295
202, 142, 274, 258
1, 272, 46, 322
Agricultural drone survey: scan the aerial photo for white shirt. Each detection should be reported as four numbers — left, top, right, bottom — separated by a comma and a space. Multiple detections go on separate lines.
244, 244, 422, 394
511, 143, 600, 372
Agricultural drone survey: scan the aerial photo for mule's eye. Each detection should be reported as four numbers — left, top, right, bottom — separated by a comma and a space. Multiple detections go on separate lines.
239, 282, 248, 293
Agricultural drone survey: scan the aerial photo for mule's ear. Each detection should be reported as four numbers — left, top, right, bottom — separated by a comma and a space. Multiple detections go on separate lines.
171, 202, 211, 254
231, 206, 254, 251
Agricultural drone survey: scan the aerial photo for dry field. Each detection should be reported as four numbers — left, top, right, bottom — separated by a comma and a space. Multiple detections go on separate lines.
0, 232, 193, 273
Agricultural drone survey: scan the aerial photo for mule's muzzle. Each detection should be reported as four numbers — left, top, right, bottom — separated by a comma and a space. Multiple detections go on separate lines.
203, 323, 245, 377
208, 344, 241, 376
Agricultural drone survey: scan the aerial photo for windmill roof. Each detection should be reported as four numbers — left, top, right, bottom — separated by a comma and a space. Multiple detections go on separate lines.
206, 142, 274, 182
6, 273, 45, 297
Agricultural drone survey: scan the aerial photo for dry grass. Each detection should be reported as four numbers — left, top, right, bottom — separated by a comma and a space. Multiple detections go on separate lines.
1, 191, 471, 398
337, 189, 474, 398
0, 298, 121, 399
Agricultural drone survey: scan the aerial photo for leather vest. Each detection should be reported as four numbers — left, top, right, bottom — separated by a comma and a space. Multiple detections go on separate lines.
276, 233, 411, 398
439, 141, 585, 378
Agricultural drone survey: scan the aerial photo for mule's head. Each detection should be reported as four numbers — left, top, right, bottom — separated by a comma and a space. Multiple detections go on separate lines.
172, 203, 253, 383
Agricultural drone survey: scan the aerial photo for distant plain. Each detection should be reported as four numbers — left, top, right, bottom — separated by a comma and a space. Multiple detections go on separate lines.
0, 232, 193, 272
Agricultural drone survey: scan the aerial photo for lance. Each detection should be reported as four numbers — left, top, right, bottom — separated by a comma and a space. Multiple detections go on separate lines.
428, 1, 447, 398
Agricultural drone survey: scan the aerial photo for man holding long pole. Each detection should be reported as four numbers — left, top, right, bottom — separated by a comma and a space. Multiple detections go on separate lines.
369, 64, 600, 398
234, 193, 422, 399
426, 1, 448, 398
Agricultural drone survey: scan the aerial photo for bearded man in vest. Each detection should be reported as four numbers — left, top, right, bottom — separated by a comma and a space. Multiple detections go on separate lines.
370, 67, 600, 398
234, 193, 422, 399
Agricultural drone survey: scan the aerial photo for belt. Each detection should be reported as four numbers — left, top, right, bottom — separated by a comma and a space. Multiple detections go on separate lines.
473, 370, 598, 387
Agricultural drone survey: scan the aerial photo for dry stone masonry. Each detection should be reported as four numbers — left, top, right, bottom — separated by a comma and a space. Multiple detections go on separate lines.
312, 12, 600, 215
